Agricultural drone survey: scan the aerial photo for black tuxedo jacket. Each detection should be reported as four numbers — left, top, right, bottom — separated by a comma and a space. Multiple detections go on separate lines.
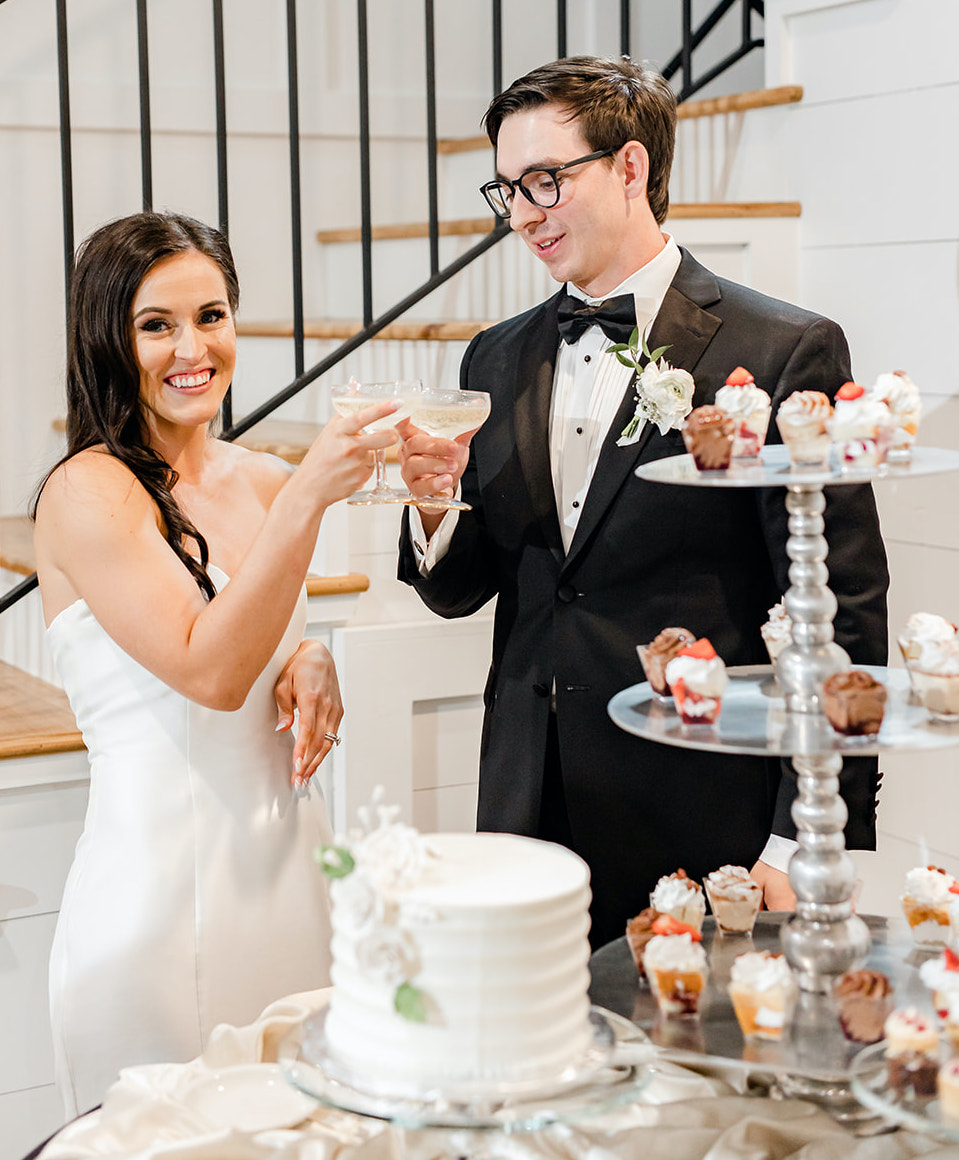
398, 249, 889, 945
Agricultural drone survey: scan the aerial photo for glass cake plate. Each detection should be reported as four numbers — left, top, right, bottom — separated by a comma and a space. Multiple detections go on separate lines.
851, 1038, 959, 1142
279, 1005, 655, 1130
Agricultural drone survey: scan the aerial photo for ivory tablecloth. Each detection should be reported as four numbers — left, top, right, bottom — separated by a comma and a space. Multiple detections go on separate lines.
36, 989, 958, 1160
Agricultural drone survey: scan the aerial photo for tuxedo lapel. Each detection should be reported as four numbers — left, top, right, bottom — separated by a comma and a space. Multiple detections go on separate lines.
560, 252, 723, 575
513, 295, 565, 561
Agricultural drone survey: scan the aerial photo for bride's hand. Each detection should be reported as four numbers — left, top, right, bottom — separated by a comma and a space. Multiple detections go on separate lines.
274, 639, 343, 786
297, 399, 400, 509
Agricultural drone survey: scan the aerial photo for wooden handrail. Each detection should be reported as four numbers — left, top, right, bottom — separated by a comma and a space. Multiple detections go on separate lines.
668, 201, 801, 219
235, 319, 493, 341
316, 218, 496, 245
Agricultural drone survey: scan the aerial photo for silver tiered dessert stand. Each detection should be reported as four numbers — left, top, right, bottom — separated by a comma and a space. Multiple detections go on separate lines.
611, 444, 959, 993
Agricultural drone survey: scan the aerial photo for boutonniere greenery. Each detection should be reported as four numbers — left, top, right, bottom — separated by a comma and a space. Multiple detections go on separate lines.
608, 327, 696, 446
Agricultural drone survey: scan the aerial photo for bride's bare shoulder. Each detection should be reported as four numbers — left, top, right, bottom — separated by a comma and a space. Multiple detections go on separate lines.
36, 448, 155, 529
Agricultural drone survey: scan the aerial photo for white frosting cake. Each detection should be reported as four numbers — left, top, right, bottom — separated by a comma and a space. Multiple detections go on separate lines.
321, 820, 593, 1095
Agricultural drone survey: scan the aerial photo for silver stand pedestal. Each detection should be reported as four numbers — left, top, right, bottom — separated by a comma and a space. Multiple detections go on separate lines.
629, 446, 959, 992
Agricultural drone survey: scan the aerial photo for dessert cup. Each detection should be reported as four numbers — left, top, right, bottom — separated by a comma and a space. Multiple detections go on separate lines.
911, 668, 959, 722
834, 969, 894, 1044
650, 870, 706, 934
871, 370, 921, 463
704, 866, 762, 935
918, 948, 959, 1020
714, 373, 771, 460
901, 866, 958, 948
938, 1059, 959, 1120
625, 907, 660, 978
828, 381, 896, 472
636, 627, 695, 701
681, 406, 735, 471
728, 952, 796, 1041
821, 670, 887, 736
644, 933, 708, 1017
775, 391, 832, 469
884, 1008, 940, 1096
665, 639, 727, 727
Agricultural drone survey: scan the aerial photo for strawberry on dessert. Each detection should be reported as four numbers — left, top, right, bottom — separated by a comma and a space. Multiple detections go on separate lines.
651, 914, 703, 940
665, 638, 727, 725
714, 366, 772, 460
828, 381, 895, 471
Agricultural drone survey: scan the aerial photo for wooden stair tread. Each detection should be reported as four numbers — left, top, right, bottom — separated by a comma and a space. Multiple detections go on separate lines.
235, 319, 493, 342
306, 573, 369, 597
234, 418, 400, 464
434, 86, 804, 154
0, 660, 84, 759
316, 202, 800, 245
0, 515, 35, 577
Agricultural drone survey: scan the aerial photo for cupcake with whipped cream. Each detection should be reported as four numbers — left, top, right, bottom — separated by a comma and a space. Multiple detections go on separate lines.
870, 369, 921, 462
728, 951, 797, 1041
919, 946, 959, 1020
775, 390, 832, 468
901, 865, 959, 947
643, 931, 708, 1017
884, 1007, 940, 1096
704, 865, 762, 935
650, 869, 706, 934
636, 626, 696, 700
665, 638, 727, 726
714, 367, 771, 460
827, 381, 895, 471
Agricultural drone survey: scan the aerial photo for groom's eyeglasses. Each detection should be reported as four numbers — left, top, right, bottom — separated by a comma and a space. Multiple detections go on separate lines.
480, 149, 616, 219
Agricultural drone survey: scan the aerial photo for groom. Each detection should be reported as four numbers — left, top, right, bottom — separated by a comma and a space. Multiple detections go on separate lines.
396, 56, 888, 947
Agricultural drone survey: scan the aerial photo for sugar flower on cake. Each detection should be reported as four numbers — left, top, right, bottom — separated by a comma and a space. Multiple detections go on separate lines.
356, 925, 421, 988
330, 869, 384, 937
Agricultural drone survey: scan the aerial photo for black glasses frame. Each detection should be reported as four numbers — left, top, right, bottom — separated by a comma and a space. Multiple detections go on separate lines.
480, 148, 616, 219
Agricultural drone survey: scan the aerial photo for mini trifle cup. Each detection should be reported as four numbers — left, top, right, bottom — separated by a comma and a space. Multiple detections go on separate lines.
919, 947, 959, 1021
897, 612, 958, 700
704, 865, 762, 935
871, 369, 921, 463
681, 405, 735, 471
835, 968, 894, 1045
938, 1058, 959, 1120
884, 1007, 940, 1096
650, 869, 706, 934
636, 626, 696, 703
821, 670, 887, 739
665, 638, 727, 726
760, 600, 792, 669
827, 381, 896, 472
625, 906, 660, 978
728, 951, 797, 1041
901, 865, 959, 948
775, 390, 832, 469
714, 367, 771, 460
643, 931, 708, 1017
912, 666, 959, 723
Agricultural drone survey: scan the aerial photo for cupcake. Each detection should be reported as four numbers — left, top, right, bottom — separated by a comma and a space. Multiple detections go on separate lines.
682, 405, 735, 471
625, 906, 660, 978
775, 390, 833, 468
728, 951, 797, 1041
901, 865, 959, 947
665, 638, 727, 726
835, 968, 894, 1044
636, 627, 696, 699
821, 670, 887, 736
704, 865, 763, 935
910, 639, 959, 722
918, 947, 959, 1019
870, 370, 921, 462
827, 381, 895, 471
938, 1058, 959, 1120
884, 1007, 940, 1096
643, 932, 708, 1017
761, 600, 792, 666
714, 367, 771, 459
650, 869, 706, 933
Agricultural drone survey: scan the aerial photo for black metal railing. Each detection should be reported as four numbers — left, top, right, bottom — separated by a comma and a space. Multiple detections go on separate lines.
0, 0, 763, 615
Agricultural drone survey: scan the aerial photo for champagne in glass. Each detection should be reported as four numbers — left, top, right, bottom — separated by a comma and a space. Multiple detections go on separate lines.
330, 380, 422, 504
409, 388, 491, 511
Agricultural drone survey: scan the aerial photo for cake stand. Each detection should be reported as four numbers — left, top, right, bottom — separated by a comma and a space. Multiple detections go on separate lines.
279, 1005, 656, 1158
620, 444, 959, 993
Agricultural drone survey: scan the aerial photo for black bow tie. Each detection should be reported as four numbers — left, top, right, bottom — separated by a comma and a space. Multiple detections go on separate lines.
556, 291, 637, 345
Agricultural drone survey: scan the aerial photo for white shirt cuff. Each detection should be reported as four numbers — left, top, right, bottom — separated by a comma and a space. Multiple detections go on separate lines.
758, 833, 799, 875
409, 489, 461, 576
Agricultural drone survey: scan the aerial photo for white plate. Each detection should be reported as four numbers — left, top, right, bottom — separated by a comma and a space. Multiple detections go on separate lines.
182, 1063, 316, 1133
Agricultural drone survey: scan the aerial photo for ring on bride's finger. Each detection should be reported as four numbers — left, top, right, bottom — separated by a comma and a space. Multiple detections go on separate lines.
324, 731, 342, 746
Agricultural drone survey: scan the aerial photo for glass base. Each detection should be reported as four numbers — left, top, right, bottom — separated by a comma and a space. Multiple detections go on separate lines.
348, 487, 416, 505
413, 496, 473, 512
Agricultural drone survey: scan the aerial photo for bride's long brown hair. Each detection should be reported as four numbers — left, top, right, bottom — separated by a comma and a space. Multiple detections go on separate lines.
34, 212, 240, 601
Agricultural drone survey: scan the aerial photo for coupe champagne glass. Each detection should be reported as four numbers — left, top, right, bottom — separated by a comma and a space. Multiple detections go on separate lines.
408, 388, 491, 512
330, 380, 422, 504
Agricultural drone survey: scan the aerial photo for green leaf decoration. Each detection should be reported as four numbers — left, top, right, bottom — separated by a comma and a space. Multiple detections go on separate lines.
614, 352, 637, 368
606, 343, 629, 353
647, 343, 671, 363
394, 982, 428, 1023
314, 845, 355, 879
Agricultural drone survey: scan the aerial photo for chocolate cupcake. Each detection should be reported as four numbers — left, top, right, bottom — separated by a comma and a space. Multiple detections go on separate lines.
682, 405, 735, 471
835, 968, 894, 1044
821, 670, 887, 736
636, 627, 695, 697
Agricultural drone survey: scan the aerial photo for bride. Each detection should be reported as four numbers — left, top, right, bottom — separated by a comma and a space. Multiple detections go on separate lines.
32, 211, 399, 1116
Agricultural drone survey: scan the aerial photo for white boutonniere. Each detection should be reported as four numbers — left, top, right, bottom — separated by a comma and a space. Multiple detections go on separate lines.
608, 327, 695, 446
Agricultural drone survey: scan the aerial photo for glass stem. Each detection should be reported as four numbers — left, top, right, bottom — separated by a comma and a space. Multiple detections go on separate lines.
374, 449, 389, 493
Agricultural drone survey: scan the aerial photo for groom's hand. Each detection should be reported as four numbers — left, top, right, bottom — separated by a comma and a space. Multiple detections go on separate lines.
396, 419, 471, 537
749, 861, 797, 911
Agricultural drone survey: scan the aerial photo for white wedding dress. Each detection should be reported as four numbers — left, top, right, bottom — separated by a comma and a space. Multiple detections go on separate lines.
46, 567, 333, 1117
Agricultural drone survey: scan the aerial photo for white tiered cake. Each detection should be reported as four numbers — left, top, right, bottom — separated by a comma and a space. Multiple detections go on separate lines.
319, 809, 593, 1097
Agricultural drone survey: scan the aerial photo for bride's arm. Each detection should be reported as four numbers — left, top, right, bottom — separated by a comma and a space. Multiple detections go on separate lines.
34, 403, 395, 710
